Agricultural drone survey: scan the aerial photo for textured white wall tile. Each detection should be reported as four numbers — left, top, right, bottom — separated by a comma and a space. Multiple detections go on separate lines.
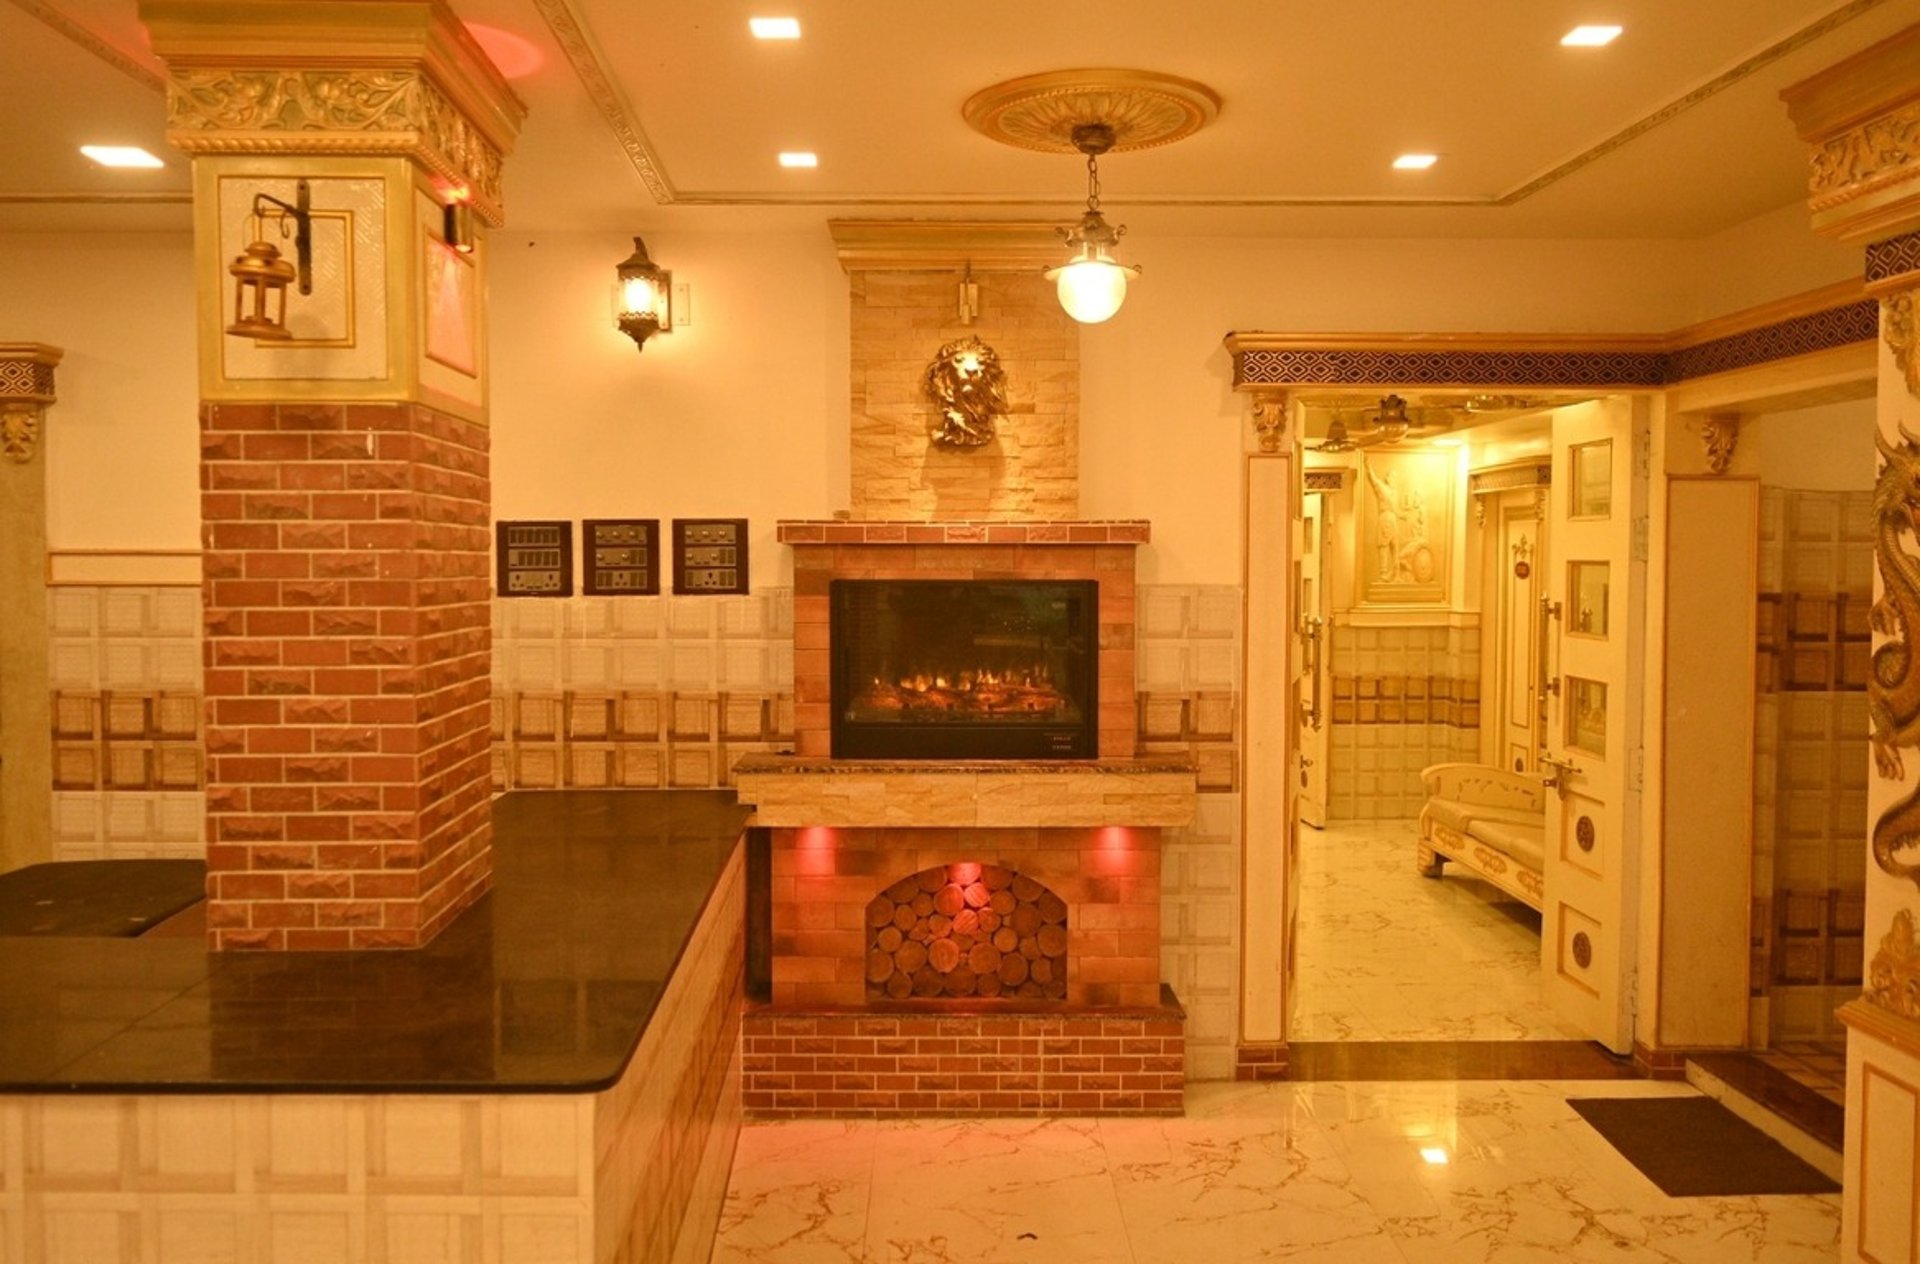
721, 644, 771, 689
100, 589, 153, 637
616, 644, 663, 689
671, 645, 717, 690
667, 598, 715, 639
564, 644, 615, 690
47, 588, 99, 636
101, 644, 152, 690
49, 641, 100, 689
717, 595, 768, 638
1139, 589, 1192, 638
152, 589, 200, 638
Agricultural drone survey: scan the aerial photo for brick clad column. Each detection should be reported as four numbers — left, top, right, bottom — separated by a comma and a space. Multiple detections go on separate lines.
145, 0, 522, 949
201, 401, 493, 948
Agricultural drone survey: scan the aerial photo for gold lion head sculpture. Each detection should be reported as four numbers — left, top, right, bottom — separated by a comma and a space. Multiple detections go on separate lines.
924, 336, 1008, 449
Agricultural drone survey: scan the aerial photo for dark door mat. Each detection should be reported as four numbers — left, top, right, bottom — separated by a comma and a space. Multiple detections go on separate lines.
0, 861, 206, 937
1289, 1040, 1636, 1081
1568, 1095, 1839, 1197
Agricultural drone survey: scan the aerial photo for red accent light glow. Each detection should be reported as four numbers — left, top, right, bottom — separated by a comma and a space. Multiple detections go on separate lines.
464, 22, 545, 80
795, 826, 838, 875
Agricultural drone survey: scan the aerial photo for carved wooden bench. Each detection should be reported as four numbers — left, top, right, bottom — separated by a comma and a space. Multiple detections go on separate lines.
1417, 762, 1546, 912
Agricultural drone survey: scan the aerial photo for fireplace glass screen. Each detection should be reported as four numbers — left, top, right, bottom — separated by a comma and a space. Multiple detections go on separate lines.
831, 579, 1098, 759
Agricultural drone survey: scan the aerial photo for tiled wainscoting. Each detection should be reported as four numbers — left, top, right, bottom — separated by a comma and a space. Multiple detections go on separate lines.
1328, 620, 1480, 819
0, 841, 746, 1264
490, 592, 796, 791
46, 584, 205, 860
1135, 585, 1243, 1081
37, 578, 1245, 1082
1751, 488, 1870, 1043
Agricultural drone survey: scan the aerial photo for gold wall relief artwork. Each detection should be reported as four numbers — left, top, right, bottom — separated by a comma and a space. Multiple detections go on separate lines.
1870, 424, 1920, 887
923, 336, 1008, 449
1868, 908, 1920, 1020
1358, 450, 1452, 605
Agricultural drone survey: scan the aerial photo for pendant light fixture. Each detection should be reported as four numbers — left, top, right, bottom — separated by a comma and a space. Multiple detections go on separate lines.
962, 68, 1221, 325
1044, 123, 1139, 325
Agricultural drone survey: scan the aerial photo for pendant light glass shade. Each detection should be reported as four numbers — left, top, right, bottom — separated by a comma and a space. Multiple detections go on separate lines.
1046, 234, 1138, 325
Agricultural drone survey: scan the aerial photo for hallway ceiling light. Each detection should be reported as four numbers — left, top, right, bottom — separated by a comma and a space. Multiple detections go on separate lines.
750, 16, 801, 39
81, 145, 163, 169
1309, 395, 1455, 452
778, 151, 818, 168
1561, 25, 1623, 46
961, 69, 1221, 327
1393, 153, 1439, 170
1044, 122, 1140, 325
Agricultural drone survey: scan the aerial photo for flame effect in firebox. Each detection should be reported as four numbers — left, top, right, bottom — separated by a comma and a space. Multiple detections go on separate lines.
850, 661, 1072, 720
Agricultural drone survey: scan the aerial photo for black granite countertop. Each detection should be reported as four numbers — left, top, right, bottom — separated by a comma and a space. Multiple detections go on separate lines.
0, 791, 749, 1095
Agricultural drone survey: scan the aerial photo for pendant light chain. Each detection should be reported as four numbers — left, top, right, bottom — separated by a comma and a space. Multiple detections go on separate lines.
1085, 150, 1102, 212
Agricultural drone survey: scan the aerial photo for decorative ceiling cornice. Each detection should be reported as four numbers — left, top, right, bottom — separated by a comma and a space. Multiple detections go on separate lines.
530, 0, 674, 205
1226, 282, 1878, 390
6, 0, 165, 93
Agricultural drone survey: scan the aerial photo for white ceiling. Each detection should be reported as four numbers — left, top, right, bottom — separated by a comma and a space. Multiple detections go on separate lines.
0, 0, 1913, 237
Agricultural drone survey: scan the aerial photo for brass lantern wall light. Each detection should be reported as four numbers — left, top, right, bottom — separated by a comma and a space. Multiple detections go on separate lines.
225, 180, 313, 342
614, 236, 672, 352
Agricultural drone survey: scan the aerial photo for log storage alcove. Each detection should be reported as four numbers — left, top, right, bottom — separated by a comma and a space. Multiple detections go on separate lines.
734, 756, 1197, 1118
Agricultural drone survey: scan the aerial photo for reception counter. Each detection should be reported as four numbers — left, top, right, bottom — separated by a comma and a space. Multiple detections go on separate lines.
0, 790, 749, 1264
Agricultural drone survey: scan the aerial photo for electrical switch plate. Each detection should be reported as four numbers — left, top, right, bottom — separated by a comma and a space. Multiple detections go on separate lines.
674, 283, 692, 327
496, 520, 573, 597
583, 519, 661, 595
672, 518, 749, 594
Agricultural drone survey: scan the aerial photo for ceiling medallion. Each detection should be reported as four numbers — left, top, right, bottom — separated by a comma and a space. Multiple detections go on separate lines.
962, 69, 1221, 155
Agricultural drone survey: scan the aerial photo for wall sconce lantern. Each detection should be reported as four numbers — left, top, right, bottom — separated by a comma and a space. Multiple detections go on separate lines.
225, 180, 312, 342
614, 236, 672, 352
1044, 122, 1139, 325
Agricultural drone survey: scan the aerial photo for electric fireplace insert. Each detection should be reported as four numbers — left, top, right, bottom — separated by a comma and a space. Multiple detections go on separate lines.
830, 579, 1098, 759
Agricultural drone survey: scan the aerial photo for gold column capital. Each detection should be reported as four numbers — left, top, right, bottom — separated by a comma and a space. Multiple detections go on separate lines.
141, 0, 525, 225
1246, 387, 1288, 454
0, 343, 61, 463
1781, 22, 1920, 243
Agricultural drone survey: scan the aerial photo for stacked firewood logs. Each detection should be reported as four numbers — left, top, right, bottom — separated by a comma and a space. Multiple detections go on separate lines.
865, 861, 1068, 1000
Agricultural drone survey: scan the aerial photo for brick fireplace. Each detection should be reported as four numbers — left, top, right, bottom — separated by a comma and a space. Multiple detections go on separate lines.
732, 516, 1196, 1118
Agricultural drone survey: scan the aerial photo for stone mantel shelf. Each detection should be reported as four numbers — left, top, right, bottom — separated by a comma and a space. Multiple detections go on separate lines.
732, 755, 1197, 828
777, 520, 1150, 546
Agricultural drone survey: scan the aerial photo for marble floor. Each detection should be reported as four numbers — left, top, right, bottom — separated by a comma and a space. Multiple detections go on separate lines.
712, 1079, 1840, 1263
1292, 818, 1586, 1042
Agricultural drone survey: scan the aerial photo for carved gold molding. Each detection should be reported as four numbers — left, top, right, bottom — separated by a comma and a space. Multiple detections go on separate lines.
963, 69, 1221, 155
1867, 909, 1920, 1022
531, 0, 673, 205
1783, 22, 1920, 241
6, 0, 165, 93
0, 343, 61, 466
1887, 289, 1920, 399
164, 67, 510, 225
1809, 99, 1920, 212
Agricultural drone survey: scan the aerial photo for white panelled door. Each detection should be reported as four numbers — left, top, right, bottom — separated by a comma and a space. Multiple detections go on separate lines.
1540, 398, 1647, 1054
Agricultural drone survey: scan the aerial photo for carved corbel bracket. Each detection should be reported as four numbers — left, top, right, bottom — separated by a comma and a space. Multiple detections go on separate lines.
1701, 412, 1741, 474
1888, 289, 1920, 401
0, 344, 61, 465
1249, 388, 1288, 454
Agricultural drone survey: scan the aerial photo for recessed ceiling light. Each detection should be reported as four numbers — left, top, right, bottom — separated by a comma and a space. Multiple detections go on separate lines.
1393, 153, 1439, 170
778, 151, 818, 169
80, 145, 164, 169
750, 16, 801, 39
1561, 25, 1622, 46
